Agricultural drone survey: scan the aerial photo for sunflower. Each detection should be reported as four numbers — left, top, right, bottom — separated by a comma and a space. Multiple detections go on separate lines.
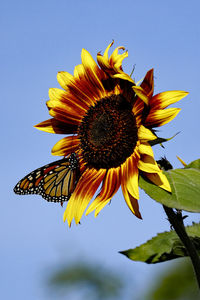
35, 42, 188, 226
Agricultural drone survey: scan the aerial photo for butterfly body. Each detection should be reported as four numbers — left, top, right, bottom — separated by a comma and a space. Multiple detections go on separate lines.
14, 153, 79, 203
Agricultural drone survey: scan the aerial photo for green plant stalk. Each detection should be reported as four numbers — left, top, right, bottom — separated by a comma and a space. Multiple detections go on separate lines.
163, 205, 200, 289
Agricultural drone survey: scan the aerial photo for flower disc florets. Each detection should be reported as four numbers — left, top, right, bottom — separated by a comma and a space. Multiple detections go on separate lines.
78, 94, 138, 169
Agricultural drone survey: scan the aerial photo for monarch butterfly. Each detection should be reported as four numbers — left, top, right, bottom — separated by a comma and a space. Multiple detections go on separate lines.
13, 153, 80, 204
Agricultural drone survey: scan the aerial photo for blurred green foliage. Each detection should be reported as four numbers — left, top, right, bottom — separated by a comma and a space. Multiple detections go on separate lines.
144, 259, 200, 300
47, 262, 124, 299
47, 258, 200, 299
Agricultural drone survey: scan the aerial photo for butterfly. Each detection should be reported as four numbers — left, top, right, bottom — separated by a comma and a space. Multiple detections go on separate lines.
13, 153, 80, 204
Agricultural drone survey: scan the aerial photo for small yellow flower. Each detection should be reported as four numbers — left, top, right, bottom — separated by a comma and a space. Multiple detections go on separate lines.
35, 42, 188, 226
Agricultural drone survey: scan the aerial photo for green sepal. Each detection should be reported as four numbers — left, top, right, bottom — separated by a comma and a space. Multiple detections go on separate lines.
120, 223, 200, 264
149, 132, 180, 148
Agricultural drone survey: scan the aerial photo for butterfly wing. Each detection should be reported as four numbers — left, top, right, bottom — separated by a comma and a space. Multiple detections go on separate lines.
14, 154, 79, 203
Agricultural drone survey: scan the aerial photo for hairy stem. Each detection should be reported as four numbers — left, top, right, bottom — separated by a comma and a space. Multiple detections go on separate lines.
163, 205, 200, 289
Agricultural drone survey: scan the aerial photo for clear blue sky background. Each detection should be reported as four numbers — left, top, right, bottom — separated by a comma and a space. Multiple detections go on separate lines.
1, 0, 200, 299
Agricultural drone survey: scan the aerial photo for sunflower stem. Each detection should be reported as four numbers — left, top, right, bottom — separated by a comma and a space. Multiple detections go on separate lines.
163, 205, 200, 289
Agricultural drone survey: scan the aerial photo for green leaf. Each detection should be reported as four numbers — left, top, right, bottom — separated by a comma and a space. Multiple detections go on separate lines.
139, 159, 200, 213
185, 158, 200, 170
120, 223, 200, 264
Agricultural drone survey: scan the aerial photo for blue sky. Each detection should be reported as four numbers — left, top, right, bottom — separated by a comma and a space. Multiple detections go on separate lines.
1, 0, 200, 299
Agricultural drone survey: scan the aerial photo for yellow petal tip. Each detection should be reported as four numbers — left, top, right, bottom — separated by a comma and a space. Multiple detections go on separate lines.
176, 155, 187, 167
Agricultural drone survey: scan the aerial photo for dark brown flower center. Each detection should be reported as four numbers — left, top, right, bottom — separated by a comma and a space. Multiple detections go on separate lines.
78, 94, 138, 169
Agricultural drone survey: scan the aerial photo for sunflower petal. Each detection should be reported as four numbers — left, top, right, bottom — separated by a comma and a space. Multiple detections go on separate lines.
63, 168, 106, 226
121, 184, 142, 219
140, 69, 154, 98
138, 125, 157, 141
112, 73, 134, 83
97, 41, 115, 69
86, 167, 121, 216
97, 53, 111, 70
138, 153, 171, 192
47, 98, 84, 123
74, 64, 85, 78
121, 156, 139, 200
145, 108, 181, 127
150, 91, 189, 110
138, 143, 154, 157
102, 41, 114, 62
49, 109, 81, 126
93, 199, 112, 217
97, 42, 134, 82
112, 50, 128, 70
132, 98, 145, 127
34, 118, 78, 134
49, 88, 87, 113
81, 49, 106, 94
56, 72, 74, 90
138, 159, 161, 173
110, 46, 126, 65
132, 86, 149, 105
51, 136, 79, 156
57, 72, 95, 107
144, 171, 171, 192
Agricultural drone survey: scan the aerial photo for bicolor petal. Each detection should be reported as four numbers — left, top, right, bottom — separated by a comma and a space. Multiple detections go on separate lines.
144, 171, 171, 192
86, 167, 121, 216
145, 108, 181, 127
140, 69, 154, 98
121, 183, 142, 219
150, 91, 188, 110
132, 86, 149, 105
81, 48, 106, 95
121, 155, 139, 200
34, 118, 78, 134
51, 136, 79, 156
63, 168, 106, 226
